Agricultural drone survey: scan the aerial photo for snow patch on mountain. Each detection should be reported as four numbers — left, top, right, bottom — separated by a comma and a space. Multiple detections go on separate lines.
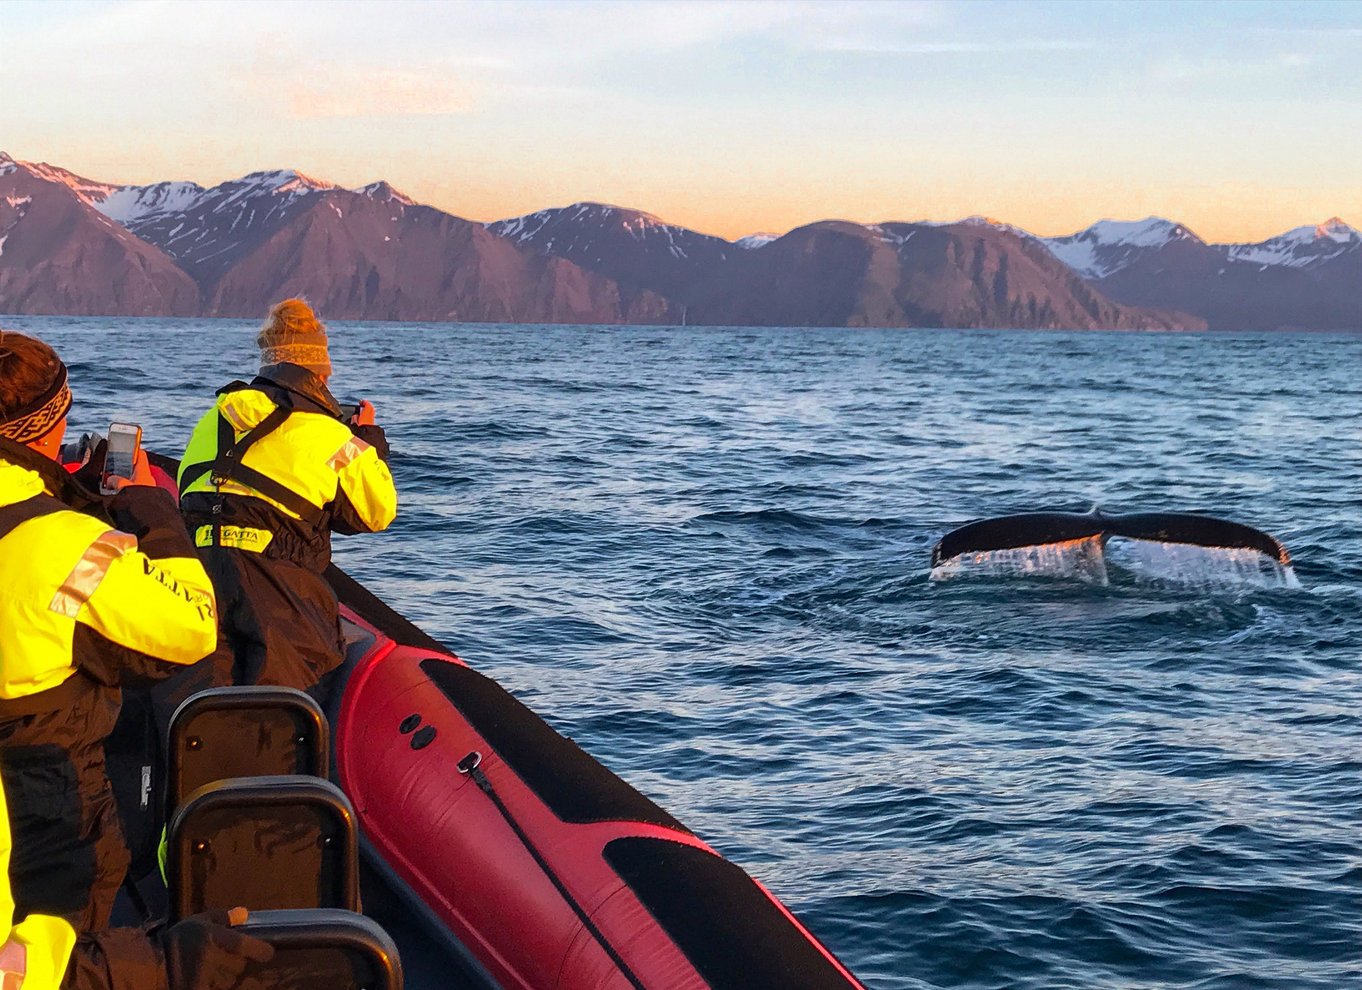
954, 215, 1036, 239
2, 155, 120, 205
1042, 218, 1200, 280
491, 202, 670, 242
488, 203, 727, 262
252, 170, 335, 196
736, 233, 779, 249
867, 224, 916, 247
98, 181, 207, 224
1226, 217, 1360, 269
913, 215, 1030, 235
356, 181, 414, 206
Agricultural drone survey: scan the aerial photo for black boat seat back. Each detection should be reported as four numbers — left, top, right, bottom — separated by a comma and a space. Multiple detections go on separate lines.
168, 687, 329, 810
167, 776, 360, 920
235, 908, 404, 990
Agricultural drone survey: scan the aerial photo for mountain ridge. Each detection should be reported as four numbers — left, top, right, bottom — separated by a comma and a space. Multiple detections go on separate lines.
0, 152, 1352, 329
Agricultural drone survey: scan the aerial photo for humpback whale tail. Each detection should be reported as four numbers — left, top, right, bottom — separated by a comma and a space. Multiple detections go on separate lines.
931, 510, 1294, 585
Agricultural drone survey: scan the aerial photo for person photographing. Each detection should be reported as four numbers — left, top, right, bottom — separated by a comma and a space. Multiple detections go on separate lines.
0, 330, 220, 935
178, 299, 397, 693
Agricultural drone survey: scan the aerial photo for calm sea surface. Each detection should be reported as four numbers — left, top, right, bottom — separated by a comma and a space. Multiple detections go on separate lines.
8, 317, 1361, 989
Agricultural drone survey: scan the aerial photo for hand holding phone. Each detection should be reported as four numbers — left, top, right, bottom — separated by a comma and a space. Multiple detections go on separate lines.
351, 400, 376, 427
101, 423, 148, 494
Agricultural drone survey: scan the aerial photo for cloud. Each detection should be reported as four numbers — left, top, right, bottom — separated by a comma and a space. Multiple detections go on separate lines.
249, 60, 478, 119
1149, 51, 1316, 83
817, 38, 1096, 55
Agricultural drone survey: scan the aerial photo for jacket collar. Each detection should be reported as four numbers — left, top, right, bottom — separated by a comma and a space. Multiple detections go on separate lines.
0, 435, 72, 500
255, 363, 342, 417
0, 437, 116, 522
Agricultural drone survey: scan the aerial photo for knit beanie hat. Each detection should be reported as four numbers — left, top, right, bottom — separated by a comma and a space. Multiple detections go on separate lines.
0, 331, 72, 444
257, 298, 332, 378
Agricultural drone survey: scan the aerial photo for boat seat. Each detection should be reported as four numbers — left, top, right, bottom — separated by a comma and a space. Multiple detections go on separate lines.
167, 775, 359, 920
234, 908, 404, 990
168, 687, 329, 808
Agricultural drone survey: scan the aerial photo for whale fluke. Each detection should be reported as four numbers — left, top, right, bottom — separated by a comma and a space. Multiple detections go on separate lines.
931, 510, 1291, 568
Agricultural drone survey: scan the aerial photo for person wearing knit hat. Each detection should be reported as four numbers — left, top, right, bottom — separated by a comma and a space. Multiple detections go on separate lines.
0, 329, 230, 974
178, 299, 398, 692
257, 297, 333, 379
0, 334, 71, 455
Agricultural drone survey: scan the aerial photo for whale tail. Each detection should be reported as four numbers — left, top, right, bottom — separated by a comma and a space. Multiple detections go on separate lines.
931, 510, 1291, 569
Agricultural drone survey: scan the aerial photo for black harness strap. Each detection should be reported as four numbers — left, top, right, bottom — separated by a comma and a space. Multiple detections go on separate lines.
457, 751, 648, 990
0, 494, 63, 541
178, 380, 250, 492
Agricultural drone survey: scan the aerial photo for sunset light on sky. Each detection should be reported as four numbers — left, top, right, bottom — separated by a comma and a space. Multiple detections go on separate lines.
3, 0, 1360, 242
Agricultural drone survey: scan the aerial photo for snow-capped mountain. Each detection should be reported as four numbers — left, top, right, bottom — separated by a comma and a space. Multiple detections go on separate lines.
0, 154, 672, 322
1053, 215, 1362, 330
140, 175, 670, 322
487, 202, 732, 298
117, 169, 341, 283
1041, 218, 1206, 280
1226, 217, 1361, 269
491, 203, 706, 250
0, 152, 197, 315
0, 151, 1354, 329
684, 217, 1193, 330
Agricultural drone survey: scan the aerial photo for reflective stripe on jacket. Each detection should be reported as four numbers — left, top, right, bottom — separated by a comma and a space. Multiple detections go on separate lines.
0, 778, 76, 990
178, 380, 396, 537
0, 458, 217, 706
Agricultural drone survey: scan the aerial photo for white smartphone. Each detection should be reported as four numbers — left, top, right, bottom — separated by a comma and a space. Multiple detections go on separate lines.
101, 422, 143, 495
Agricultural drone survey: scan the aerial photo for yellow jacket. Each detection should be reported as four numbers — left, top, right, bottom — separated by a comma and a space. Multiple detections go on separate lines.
0, 777, 76, 989
0, 447, 217, 706
178, 371, 395, 567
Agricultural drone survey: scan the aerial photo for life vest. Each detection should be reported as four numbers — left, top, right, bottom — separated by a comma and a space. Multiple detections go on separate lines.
178, 378, 395, 557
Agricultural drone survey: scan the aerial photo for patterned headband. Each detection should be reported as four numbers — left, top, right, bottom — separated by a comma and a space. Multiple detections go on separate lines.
0, 363, 72, 444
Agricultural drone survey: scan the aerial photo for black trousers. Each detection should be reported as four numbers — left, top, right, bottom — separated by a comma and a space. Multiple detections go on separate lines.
0, 681, 127, 932
202, 549, 346, 692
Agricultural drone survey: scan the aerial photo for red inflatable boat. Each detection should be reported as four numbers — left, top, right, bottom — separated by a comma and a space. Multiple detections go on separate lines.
326, 566, 867, 990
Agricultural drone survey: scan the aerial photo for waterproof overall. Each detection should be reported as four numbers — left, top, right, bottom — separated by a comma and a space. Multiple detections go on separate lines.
0, 439, 217, 936
178, 365, 396, 692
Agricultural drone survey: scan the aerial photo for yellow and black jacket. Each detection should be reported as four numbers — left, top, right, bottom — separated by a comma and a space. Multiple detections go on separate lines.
178, 365, 396, 690
178, 365, 396, 572
0, 437, 218, 932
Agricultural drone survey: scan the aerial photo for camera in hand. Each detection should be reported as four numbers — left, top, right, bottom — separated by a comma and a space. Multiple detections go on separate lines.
101, 422, 142, 495
338, 401, 360, 422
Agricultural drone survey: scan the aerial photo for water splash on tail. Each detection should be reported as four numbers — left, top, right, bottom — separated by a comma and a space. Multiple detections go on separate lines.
930, 535, 1109, 584
930, 535, 1299, 589
1104, 538, 1300, 589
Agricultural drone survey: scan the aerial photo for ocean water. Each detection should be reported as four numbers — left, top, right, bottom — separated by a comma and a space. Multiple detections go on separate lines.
8, 316, 1361, 990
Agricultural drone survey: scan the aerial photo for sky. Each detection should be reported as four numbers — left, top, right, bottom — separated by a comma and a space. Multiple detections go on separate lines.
2, 0, 1360, 242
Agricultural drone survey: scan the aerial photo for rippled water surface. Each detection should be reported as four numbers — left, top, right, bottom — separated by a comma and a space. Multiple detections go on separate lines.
11, 317, 1361, 989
